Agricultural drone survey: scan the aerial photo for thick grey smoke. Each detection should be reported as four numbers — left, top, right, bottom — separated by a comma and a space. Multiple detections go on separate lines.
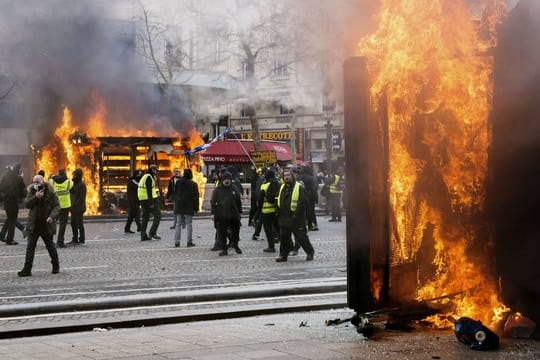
0, 0, 194, 140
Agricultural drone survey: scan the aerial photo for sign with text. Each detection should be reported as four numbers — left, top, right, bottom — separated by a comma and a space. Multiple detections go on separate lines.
250, 150, 277, 168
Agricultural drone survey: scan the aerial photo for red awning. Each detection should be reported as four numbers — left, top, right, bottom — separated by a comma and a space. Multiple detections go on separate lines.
201, 140, 292, 164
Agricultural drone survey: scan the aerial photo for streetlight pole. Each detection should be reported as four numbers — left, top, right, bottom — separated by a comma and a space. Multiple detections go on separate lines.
323, 98, 335, 175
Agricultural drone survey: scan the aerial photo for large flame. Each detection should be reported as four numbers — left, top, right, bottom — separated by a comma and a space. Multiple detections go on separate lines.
358, 0, 508, 327
35, 94, 206, 214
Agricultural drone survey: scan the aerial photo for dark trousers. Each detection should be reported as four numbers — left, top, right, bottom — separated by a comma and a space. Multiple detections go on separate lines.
248, 200, 258, 225
0, 200, 18, 242
329, 193, 342, 220
253, 213, 263, 237
217, 218, 240, 250
70, 210, 85, 243
279, 223, 314, 259
262, 213, 279, 249
306, 201, 318, 228
56, 208, 70, 245
23, 226, 59, 271
125, 203, 141, 232
141, 198, 161, 239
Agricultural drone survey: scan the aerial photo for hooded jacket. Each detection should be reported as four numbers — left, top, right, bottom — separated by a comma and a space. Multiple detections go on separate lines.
70, 168, 87, 213
173, 169, 199, 215
25, 181, 60, 236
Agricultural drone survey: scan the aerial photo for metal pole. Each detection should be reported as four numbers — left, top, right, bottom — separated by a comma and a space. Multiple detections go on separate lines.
290, 112, 297, 166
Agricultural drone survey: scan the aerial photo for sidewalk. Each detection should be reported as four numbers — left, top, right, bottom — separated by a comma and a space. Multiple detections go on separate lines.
0, 308, 538, 359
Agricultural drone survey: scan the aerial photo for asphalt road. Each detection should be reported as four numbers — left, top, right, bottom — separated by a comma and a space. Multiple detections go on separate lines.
0, 214, 347, 306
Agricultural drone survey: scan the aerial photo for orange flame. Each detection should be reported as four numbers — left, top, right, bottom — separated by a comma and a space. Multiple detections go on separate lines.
358, 0, 509, 327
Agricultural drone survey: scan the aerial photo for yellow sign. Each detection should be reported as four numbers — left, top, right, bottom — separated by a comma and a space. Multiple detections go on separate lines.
235, 131, 291, 141
250, 150, 277, 167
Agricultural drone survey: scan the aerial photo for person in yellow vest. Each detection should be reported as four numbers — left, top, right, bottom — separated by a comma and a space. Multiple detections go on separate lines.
275, 168, 314, 262
258, 168, 280, 253
138, 165, 162, 241
327, 170, 344, 222
52, 169, 73, 248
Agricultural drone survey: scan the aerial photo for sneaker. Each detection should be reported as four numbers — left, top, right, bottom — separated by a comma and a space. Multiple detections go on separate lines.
151, 234, 161, 240
291, 250, 299, 256
175, 243, 180, 248
233, 246, 242, 254
124, 230, 135, 234
6, 240, 18, 245
263, 247, 276, 253
218, 250, 228, 256
275, 257, 287, 262
169, 225, 175, 229
210, 246, 220, 251
52, 266, 60, 274
306, 253, 314, 261
187, 242, 195, 248
17, 269, 31, 277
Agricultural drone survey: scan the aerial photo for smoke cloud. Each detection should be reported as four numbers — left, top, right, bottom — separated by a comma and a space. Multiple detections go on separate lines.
0, 0, 194, 141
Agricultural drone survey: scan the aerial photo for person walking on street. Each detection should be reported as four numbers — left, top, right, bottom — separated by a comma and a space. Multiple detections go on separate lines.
167, 168, 182, 229
300, 166, 319, 231
124, 170, 142, 233
0, 164, 27, 245
275, 168, 315, 262
51, 169, 73, 248
18, 174, 60, 277
138, 165, 161, 241
173, 168, 199, 247
68, 168, 86, 245
259, 169, 280, 253
210, 171, 242, 256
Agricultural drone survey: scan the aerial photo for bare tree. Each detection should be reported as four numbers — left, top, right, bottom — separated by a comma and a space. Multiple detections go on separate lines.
0, 79, 16, 101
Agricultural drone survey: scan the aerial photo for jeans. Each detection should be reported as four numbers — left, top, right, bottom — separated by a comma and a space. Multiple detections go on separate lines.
174, 214, 193, 245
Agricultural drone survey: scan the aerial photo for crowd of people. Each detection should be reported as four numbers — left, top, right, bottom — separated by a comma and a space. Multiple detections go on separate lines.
0, 162, 344, 276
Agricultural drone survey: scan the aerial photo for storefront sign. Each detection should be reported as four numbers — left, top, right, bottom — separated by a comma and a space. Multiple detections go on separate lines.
250, 150, 277, 167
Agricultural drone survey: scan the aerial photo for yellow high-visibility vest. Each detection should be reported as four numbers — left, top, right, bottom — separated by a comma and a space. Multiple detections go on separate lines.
329, 175, 342, 194
260, 182, 276, 214
54, 179, 73, 209
277, 182, 300, 212
138, 173, 158, 200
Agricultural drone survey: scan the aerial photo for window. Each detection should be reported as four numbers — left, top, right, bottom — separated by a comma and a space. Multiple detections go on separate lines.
271, 59, 288, 78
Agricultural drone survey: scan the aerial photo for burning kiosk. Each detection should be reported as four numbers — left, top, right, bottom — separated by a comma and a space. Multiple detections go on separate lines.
344, 0, 514, 331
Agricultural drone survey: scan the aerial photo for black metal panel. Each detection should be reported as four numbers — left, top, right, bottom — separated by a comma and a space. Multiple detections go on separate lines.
344, 57, 379, 312
489, 0, 540, 324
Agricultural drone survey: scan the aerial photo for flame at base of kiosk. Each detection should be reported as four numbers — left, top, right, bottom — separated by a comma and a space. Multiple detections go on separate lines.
357, 0, 509, 328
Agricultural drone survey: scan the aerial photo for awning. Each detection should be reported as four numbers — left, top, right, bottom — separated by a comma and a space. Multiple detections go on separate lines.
201, 140, 292, 164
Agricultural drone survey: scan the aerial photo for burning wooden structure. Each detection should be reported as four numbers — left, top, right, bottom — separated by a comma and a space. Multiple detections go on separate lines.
345, 0, 513, 329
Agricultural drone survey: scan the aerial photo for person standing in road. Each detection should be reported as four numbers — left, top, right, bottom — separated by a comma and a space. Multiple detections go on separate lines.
173, 168, 199, 248
259, 169, 280, 253
69, 168, 86, 245
0, 164, 27, 245
138, 165, 162, 241
167, 168, 182, 229
124, 170, 142, 234
327, 170, 344, 222
51, 169, 73, 248
275, 168, 315, 262
300, 166, 319, 231
18, 174, 60, 277
210, 171, 242, 256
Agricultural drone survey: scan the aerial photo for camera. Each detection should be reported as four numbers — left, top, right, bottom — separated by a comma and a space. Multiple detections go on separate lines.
33, 183, 44, 192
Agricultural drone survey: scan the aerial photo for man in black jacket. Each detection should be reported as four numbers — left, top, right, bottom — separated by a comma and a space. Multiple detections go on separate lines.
210, 171, 242, 256
300, 166, 319, 231
68, 168, 86, 245
18, 174, 60, 277
275, 168, 315, 262
0, 164, 27, 245
173, 168, 199, 247
124, 170, 142, 233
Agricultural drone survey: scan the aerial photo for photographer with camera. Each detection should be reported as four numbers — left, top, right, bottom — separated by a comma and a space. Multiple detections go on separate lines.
17, 174, 60, 277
